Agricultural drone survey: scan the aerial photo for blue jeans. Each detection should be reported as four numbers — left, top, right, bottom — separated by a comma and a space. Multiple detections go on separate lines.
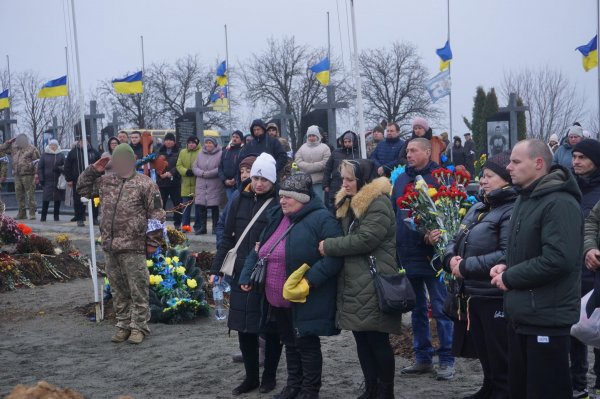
408, 275, 454, 366
181, 196, 199, 230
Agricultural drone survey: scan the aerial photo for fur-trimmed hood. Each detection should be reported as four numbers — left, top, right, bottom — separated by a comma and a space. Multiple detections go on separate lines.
335, 176, 391, 220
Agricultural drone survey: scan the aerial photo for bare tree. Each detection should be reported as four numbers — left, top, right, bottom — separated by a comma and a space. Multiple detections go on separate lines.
241, 36, 345, 150
359, 42, 439, 129
501, 67, 585, 142
15, 71, 57, 147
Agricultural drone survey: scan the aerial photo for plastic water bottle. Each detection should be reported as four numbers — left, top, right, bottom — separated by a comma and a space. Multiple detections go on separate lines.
213, 277, 227, 320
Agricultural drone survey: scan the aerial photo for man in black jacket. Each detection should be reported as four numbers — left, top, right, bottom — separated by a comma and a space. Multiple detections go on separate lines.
219, 130, 244, 200
129, 131, 144, 160
570, 139, 600, 398
64, 137, 101, 226
155, 133, 181, 229
322, 131, 360, 210
238, 119, 288, 176
491, 139, 582, 399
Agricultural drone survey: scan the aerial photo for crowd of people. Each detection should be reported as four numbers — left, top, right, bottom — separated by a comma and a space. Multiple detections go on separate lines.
4, 116, 600, 399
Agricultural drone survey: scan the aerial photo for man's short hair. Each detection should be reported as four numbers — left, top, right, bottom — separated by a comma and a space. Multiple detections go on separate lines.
409, 137, 432, 152
118, 130, 129, 137
372, 126, 384, 134
130, 131, 141, 137
521, 139, 553, 172
387, 122, 401, 132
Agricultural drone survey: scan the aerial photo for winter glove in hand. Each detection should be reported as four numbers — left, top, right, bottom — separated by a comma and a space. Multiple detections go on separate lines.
283, 263, 310, 303
186, 169, 194, 177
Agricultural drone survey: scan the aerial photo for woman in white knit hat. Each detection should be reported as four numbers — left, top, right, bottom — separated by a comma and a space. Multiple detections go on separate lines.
295, 125, 331, 201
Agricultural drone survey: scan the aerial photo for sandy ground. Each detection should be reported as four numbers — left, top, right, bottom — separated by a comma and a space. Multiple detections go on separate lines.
0, 277, 488, 399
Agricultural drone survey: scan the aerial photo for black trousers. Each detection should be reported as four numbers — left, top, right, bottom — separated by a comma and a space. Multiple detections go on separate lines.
273, 307, 323, 395
159, 186, 182, 227
72, 180, 98, 221
238, 331, 282, 383
41, 200, 61, 221
469, 297, 508, 399
507, 325, 571, 399
570, 336, 600, 391
194, 205, 219, 232
352, 331, 395, 385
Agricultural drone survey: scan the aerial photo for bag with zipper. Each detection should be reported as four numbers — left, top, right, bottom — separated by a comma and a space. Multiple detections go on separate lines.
248, 223, 295, 292
369, 255, 416, 314
220, 198, 273, 276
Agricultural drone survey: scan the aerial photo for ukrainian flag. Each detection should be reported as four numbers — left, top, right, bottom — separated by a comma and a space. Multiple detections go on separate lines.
38, 76, 68, 98
112, 71, 143, 94
216, 61, 227, 87
436, 41, 453, 72
0, 89, 9, 110
211, 86, 229, 112
309, 57, 330, 86
576, 36, 598, 72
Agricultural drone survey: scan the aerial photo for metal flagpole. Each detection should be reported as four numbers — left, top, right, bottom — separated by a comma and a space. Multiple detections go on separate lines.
349, 0, 367, 159
327, 12, 331, 61
225, 24, 232, 133
597, 0, 600, 139
447, 0, 454, 162
70, 0, 102, 322
141, 35, 145, 76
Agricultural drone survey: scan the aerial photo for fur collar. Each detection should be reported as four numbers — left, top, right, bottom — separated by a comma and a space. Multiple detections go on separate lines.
335, 177, 391, 219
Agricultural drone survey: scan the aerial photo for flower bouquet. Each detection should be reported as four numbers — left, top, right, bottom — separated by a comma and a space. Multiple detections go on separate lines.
146, 247, 209, 323
396, 167, 476, 281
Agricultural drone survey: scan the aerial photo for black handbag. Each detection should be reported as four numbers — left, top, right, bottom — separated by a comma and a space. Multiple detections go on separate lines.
249, 223, 295, 292
369, 256, 416, 314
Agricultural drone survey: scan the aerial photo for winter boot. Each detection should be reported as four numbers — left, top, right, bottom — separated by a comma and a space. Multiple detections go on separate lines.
41, 201, 49, 222
357, 380, 378, 399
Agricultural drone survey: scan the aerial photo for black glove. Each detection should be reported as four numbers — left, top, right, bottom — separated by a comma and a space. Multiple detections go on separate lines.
186, 169, 194, 177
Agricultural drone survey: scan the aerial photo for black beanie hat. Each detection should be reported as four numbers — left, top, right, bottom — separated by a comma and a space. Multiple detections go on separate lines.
231, 130, 244, 140
573, 139, 600, 168
483, 151, 512, 185
186, 135, 200, 145
164, 132, 176, 142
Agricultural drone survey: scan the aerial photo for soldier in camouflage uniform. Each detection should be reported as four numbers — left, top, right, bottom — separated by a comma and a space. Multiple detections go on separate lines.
77, 144, 166, 344
1, 135, 40, 219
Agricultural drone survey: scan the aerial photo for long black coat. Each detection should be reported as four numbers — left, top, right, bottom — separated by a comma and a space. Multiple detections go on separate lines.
576, 171, 600, 293
38, 148, 65, 202
322, 131, 360, 200
64, 145, 100, 183
443, 187, 517, 297
211, 184, 278, 333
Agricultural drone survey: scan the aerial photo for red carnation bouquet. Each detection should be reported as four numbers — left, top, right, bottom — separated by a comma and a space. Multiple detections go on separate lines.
396, 167, 473, 280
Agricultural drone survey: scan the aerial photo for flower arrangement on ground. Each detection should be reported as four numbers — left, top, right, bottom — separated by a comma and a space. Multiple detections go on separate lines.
396, 167, 477, 280
146, 247, 209, 323
0, 214, 25, 245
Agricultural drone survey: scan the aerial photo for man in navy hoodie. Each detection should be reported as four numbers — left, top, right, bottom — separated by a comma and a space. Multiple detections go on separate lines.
370, 122, 404, 177
238, 119, 289, 176
391, 138, 455, 381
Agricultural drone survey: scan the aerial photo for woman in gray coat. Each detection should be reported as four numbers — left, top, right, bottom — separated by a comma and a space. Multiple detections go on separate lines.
192, 137, 224, 234
38, 139, 65, 221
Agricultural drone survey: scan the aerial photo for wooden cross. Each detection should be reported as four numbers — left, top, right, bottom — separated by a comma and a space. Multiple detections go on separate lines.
499, 92, 529, 148
185, 92, 213, 143
313, 85, 348, 139
272, 102, 293, 138
85, 100, 104, 150
0, 109, 17, 142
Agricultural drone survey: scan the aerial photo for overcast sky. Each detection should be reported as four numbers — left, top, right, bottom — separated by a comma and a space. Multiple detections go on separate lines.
2, 0, 599, 138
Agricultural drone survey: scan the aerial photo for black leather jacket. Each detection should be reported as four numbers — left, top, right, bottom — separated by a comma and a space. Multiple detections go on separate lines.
443, 186, 518, 297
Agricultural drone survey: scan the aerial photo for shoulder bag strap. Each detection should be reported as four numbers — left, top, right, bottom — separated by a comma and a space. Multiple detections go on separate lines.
263, 222, 295, 259
231, 198, 273, 253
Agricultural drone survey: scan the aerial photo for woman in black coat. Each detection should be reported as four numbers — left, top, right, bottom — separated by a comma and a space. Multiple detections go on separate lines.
210, 160, 281, 397
443, 151, 516, 399
38, 139, 65, 222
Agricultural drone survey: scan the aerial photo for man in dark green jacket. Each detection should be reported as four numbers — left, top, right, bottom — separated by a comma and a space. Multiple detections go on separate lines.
490, 139, 582, 399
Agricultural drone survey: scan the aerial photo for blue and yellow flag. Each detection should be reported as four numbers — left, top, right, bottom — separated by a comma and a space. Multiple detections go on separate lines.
112, 71, 143, 94
576, 36, 598, 72
38, 76, 68, 98
309, 57, 330, 86
211, 86, 229, 113
216, 61, 227, 87
0, 89, 9, 110
436, 41, 453, 72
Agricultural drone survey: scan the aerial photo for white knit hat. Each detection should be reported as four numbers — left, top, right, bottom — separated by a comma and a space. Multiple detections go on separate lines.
568, 125, 584, 137
250, 153, 277, 184
307, 125, 320, 137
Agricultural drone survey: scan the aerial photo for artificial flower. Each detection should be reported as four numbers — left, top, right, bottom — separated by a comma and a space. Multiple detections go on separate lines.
93, 197, 100, 207
165, 257, 172, 265
181, 225, 192, 233
428, 188, 438, 198
175, 266, 186, 275
459, 208, 467, 217
149, 275, 163, 285
172, 256, 180, 263
186, 278, 198, 289
146, 259, 154, 268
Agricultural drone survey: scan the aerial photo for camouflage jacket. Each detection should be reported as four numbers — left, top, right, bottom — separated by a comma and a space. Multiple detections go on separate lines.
77, 166, 166, 254
1, 141, 40, 176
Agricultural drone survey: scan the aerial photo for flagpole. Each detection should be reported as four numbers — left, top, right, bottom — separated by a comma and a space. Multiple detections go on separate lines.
597, 0, 600, 139
349, 0, 367, 159
5, 55, 12, 138
447, 0, 454, 162
65, 46, 72, 146
225, 24, 232, 133
327, 11, 331, 61
69, 0, 102, 323
141, 35, 145, 76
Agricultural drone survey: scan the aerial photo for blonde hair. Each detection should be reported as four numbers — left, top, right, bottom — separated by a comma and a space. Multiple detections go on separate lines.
339, 160, 357, 180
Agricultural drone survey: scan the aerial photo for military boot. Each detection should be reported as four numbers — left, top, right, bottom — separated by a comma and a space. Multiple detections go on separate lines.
16, 210, 26, 219
128, 329, 145, 344
111, 328, 130, 343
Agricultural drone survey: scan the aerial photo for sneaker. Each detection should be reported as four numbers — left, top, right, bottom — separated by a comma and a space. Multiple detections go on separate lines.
111, 328, 130, 343
573, 390, 590, 399
400, 363, 434, 375
436, 365, 455, 381
128, 329, 145, 344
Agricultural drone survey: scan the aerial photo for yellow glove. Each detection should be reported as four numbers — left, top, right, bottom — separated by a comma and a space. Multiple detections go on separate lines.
283, 263, 311, 303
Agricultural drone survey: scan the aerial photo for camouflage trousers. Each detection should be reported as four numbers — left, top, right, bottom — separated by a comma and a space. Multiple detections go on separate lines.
14, 174, 36, 217
104, 251, 151, 335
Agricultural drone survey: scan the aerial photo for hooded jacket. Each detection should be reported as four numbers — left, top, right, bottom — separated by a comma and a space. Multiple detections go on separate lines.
443, 186, 518, 297
238, 119, 289, 174
294, 136, 331, 184
576, 170, 600, 294
155, 143, 180, 189
502, 166, 583, 335
192, 144, 223, 206
323, 177, 402, 334
552, 142, 574, 169
38, 144, 65, 202
369, 135, 404, 173
218, 142, 243, 184
176, 145, 201, 197
391, 160, 440, 277
322, 131, 360, 197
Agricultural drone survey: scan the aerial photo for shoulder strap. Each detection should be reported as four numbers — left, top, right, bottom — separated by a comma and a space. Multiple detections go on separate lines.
231, 198, 273, 252
264, 222, 295, 258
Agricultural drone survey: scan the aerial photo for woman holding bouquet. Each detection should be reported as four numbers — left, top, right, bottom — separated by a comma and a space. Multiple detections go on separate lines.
443, 151, 517, 399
